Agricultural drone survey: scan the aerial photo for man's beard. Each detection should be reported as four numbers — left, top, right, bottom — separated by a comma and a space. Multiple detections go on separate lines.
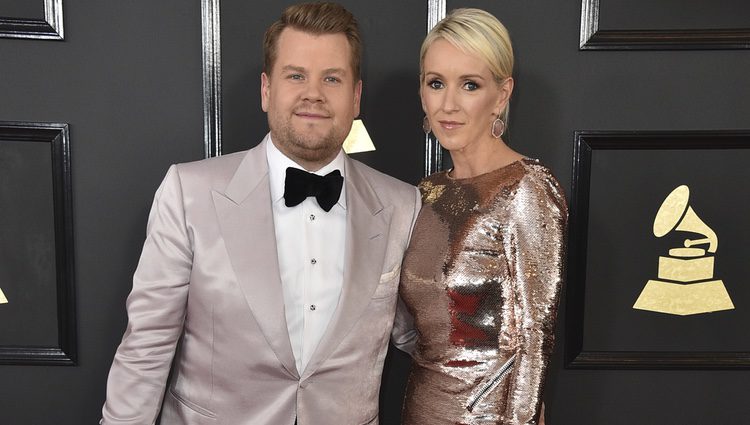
272, 118, 346, 165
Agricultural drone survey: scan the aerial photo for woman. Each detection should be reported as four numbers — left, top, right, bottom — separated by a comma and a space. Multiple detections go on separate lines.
399, 8, 567, 425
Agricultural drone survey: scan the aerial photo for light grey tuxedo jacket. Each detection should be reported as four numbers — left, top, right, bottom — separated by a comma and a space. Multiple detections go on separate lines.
101, 136, 420, 425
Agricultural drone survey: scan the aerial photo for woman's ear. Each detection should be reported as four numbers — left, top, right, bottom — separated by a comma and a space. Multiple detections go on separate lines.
419, 76, 427, 113
494, 77, 514, 114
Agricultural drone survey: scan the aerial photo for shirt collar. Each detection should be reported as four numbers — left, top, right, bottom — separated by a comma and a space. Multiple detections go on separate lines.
266, 134, 347, 210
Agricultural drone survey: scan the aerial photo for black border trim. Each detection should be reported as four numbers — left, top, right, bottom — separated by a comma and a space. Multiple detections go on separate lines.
565, 130, 750, 369
0, 121, 76, 365
580, 0, 750, 50
0, 0, 64, 40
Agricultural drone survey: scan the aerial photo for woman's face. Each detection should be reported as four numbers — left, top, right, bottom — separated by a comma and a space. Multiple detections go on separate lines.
420, 38, 511, 153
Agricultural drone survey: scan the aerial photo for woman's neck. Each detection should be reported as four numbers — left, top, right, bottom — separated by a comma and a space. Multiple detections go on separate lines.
449, 138, 524, 179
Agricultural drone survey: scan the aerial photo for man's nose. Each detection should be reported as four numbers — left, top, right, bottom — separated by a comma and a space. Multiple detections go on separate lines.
302, 79, 324, 102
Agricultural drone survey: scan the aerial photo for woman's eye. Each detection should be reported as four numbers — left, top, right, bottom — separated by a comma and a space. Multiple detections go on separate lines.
427, 80, 444, 89
463, 81, 479, 91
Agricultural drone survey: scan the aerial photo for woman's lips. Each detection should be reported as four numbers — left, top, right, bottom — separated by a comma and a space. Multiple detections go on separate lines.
439, 120, 463, 130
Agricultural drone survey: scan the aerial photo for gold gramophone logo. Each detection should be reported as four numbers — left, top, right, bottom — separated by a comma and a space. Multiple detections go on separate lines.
633, 185, 734, 315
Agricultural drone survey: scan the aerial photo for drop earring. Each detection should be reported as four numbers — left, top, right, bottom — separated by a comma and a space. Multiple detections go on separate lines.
422, 116, 431, 134
491, 116, 505, 138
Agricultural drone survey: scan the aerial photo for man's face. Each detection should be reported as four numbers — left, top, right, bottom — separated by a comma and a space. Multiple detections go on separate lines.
262, 28, 362, 171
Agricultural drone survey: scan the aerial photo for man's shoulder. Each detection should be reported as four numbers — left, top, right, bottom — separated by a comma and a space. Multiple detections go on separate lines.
170, 143, 263, 191
175, 149, 249, 176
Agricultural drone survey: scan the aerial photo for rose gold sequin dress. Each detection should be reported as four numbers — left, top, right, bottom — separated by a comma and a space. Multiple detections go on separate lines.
399, 159, 567, 425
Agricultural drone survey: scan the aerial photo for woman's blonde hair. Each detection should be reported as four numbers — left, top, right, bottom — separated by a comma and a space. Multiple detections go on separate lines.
420, 8, 514, 122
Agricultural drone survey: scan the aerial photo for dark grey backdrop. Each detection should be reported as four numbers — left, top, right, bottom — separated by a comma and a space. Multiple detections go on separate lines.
1, 0, 749, 423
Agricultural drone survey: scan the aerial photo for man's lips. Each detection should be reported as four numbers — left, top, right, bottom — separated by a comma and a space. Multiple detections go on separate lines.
295, 111, 331, 119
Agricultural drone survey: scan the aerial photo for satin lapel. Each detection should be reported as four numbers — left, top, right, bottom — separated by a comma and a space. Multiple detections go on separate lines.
302, 158, 391, 380
211, 139, 299, 379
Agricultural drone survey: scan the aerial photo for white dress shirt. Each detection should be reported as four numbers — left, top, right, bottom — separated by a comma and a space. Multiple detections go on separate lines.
266, 138, 347, 374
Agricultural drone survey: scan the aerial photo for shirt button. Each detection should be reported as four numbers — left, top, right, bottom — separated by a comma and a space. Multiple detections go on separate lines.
310, 304, 316, 311
310, 258, 317, 265
309, 214, 316, 221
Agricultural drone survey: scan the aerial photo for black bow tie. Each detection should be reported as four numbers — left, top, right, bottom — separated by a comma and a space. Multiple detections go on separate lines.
283, 167, 343, 212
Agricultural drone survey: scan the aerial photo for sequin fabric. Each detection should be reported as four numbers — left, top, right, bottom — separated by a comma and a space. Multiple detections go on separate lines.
400, 159, 567, 425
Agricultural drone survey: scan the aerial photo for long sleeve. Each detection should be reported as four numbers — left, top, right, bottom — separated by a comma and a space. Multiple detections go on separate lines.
392, 185, 421, 355
503, 172, 567, 425
391, 295, 418, 354
101, 165, 193, 425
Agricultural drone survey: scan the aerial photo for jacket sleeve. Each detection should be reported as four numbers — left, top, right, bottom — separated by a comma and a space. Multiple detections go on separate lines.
503, 172, 567, 425
391, 295, 418, 354
101, 165, 193, 425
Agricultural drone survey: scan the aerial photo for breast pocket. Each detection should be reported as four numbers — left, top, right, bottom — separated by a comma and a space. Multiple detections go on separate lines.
372, 266, 401, 299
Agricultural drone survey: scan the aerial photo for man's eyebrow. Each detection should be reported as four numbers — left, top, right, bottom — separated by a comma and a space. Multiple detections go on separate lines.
278, 65, 348, 77
281, 65, 306, 73
323, 68, 346, 75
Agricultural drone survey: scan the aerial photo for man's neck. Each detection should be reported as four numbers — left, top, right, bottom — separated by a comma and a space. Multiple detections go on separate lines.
269, 139, 340, 172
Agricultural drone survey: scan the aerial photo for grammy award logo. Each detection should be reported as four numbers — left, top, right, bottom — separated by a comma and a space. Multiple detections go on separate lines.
0, 287, 7, 304
633, 185, 734, 315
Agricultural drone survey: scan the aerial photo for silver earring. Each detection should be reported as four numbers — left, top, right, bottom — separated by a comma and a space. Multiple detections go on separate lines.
491, 117, 505, 138
422, 116, 431, 134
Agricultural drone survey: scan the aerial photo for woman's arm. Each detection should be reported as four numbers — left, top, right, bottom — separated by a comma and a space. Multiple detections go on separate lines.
503, 170, 567, 424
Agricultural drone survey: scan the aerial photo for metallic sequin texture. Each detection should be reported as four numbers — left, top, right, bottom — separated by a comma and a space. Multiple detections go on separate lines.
400, 159, 567, 425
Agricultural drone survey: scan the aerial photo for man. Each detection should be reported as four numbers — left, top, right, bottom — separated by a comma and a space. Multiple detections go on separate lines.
100, 3, 419, 424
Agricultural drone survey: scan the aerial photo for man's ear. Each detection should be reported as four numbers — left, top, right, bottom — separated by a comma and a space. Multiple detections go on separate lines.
261, 72, 270, 112
352, 79, 363, 117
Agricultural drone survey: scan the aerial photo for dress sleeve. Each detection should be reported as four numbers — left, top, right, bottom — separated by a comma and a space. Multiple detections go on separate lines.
502, 170, 567, 425
101, 164, 193, 425
392, 185, 422, 355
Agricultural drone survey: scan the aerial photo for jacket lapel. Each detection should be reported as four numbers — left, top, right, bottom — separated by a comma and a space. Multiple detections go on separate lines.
302, 157, 391, 380
212, 138, 299, 379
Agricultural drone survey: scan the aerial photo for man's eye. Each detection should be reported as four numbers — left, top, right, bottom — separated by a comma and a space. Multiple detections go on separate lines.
288, 74, 304, 80
325, 76, 341, 83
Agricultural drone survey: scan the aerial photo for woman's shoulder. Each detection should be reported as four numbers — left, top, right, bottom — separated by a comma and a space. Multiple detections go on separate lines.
515, 158, 568, 213
419, 169, 451, 184
517, 158, 560, 187
417, 171, 451, 204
